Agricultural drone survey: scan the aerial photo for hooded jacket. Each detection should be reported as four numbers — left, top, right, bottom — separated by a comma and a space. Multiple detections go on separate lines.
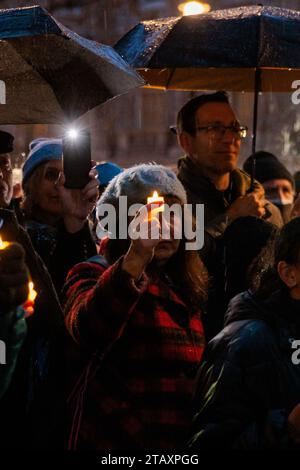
188, 289, 300, 450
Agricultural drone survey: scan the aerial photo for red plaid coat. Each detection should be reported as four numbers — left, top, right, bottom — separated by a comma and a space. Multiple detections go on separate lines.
63, 256, 205, 450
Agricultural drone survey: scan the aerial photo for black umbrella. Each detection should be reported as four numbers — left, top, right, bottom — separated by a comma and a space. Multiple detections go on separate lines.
0, 5, 144, 124
115, 5, 300, 187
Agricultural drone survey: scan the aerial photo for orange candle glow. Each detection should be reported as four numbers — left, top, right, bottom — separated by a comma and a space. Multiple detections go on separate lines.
0, 235, 10, 250
147, 191, 165, 215
0, 237, 37, 316
23, 281, 37, 317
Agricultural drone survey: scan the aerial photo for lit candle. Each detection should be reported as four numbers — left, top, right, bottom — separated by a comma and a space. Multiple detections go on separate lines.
147, 191, 165, 215
0, 235, 10, 250
23, 281, 37, 317
0, 237, 37, 316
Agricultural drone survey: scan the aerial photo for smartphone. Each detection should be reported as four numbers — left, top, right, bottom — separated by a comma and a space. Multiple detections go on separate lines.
63, 129, 91, 189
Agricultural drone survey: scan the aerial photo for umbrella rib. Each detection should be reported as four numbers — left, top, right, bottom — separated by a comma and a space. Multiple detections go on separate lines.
9, 38, 64, 117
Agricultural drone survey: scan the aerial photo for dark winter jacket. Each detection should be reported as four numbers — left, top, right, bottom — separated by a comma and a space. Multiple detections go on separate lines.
188, 289, 300, 450
25, 218, 97, 296
0, 209, 66, 449
178, 156, 282, 341
63, 256, 205, 450
178, 156, 283, 237
0, 308, 27, 399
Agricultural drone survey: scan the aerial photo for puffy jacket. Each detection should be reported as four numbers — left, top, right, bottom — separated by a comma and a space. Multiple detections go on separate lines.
188, 289, 300, 449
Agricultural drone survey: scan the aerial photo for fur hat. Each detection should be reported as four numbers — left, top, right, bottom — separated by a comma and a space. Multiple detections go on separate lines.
98, 163, 187, 214
22, 137, 62, 185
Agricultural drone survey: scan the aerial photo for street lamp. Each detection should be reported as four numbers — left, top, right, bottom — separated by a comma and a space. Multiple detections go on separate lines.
178, 1, 211, 16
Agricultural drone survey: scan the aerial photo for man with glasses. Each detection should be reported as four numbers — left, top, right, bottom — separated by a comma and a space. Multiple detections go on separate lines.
176, 92, 283, 340
176, 92, 283, 238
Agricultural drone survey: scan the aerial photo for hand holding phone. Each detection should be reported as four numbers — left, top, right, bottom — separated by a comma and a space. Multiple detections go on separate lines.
63, 129, 91, 189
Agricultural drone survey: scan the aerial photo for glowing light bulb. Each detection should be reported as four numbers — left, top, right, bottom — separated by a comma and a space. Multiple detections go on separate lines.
178, 1, 211, 16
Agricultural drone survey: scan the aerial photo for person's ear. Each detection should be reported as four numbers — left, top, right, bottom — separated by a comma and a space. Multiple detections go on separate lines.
178, 131, 194, 155
278, 260, 298, 288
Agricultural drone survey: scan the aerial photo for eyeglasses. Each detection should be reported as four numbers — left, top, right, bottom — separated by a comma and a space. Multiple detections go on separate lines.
195, 124, 248, 140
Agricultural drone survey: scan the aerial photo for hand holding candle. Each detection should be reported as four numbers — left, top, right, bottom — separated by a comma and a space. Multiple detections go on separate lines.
0, 237, 34, 315
123, 191, 165, 279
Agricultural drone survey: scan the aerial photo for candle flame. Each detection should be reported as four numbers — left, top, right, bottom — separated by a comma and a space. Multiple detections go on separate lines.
147, 191, 164, 203
28, 281, 37, 303
0, 235, 10, 250
147, 191, 165, 216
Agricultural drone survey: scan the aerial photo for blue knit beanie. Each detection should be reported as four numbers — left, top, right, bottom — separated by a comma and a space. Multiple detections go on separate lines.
22, 137, 62, 185
96, 162, 123, 187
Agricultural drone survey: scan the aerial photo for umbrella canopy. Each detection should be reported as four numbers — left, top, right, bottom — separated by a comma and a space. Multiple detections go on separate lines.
0, 5, 144, 124
115, 5, 300, 92
115, 5, 300, 187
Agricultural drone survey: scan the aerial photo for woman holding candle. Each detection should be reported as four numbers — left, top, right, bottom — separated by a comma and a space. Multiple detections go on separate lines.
63, 163, 208, 450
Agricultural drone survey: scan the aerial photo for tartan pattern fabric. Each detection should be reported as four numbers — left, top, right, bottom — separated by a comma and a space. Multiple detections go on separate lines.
63, 257, 205, 450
